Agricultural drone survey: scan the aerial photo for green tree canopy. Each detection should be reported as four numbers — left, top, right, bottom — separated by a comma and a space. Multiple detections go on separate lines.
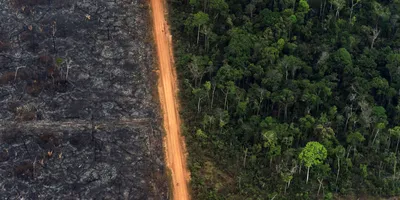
299, 141, 328, 183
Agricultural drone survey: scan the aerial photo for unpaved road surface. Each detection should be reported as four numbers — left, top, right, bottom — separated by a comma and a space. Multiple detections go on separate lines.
150, 0, 190, 199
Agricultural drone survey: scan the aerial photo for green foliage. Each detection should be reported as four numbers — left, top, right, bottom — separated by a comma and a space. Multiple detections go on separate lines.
333, 48, 353, 68
324, 192, 333, 200
209, 0, 228, 12
289, 15, 297, 23
56, 58, 63, 65
192, 11, 209, 27
299, 142, 327, 168
346, 132, 365, 145
169, 0, 400, 197
360, 164, 368, 178
372, 106, 387, 123
389, 126, 400, 139
297, 0, 309, 13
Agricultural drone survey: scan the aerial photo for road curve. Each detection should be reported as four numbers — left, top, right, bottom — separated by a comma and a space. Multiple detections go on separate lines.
149, 0, 190, 199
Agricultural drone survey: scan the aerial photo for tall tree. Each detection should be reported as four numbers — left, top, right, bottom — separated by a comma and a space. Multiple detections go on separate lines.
299, 141, 328, 183
193, 12, 209, 45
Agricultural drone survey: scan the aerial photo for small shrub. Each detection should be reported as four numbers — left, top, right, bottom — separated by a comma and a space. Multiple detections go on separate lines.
56, 58, 63, 66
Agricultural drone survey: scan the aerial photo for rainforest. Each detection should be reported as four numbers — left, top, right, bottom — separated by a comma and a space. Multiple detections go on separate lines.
169, 0, 400, 198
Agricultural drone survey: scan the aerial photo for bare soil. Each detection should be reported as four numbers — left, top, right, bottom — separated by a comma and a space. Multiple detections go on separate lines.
0, 0, 168, 199
150, 0, 190, 199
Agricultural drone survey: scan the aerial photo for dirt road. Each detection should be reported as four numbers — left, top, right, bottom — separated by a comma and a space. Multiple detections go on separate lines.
149, 0, 190, 199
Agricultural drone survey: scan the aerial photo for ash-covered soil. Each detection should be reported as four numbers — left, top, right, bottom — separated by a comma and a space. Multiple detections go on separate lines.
0, 0, 168, 199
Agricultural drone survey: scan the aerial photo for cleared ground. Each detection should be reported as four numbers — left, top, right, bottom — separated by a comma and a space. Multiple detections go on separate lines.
0, 0, 168, 199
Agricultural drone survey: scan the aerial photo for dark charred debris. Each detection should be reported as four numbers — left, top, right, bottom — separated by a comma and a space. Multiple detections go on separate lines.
0, 0, 168, 199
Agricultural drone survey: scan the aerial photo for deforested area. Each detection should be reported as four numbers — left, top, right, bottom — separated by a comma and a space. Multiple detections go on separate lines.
0, 0, 168, 199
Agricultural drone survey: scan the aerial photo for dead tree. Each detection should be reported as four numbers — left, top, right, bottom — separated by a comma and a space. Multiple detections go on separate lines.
14, 66, 26, 81
65, 59, 73, 80
349, 0, 360, 23
370, 27, 380, 49
52, 21, 57, 52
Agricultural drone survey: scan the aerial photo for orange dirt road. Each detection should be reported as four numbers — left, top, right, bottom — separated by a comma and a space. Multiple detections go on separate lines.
150, 0, 190, 200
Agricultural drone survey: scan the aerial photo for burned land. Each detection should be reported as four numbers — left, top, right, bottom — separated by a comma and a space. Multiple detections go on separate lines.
0, 0, 168, 199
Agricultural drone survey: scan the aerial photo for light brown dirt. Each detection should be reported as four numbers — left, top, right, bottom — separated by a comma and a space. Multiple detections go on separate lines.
149, 0, 190, 199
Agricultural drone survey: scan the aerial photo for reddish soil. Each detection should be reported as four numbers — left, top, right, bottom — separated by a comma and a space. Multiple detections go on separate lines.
150, 0, 190, 199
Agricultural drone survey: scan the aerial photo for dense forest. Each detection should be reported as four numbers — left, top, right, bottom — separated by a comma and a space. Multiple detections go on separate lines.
167, 0, 400, 198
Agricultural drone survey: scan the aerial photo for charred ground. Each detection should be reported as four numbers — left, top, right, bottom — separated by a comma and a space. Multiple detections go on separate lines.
0, 0, 168, 199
